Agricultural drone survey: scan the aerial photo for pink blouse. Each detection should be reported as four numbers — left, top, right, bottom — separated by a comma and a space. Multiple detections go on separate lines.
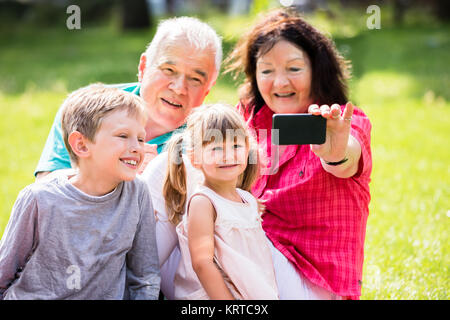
245, 104, 372, 299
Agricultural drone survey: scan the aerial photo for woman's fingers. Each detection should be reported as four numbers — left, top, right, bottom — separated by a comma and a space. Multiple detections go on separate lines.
309, 103, 351, 121
330, 104, 341, 119
319, 104, 331, 117
342, 102, 354, 123
320, 104, 342, 119
308, 104, 321, 115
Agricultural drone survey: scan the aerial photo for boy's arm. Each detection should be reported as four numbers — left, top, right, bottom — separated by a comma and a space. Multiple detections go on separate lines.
0, 187, 38, 298
125, 184, 160, 300
188, 195, 235, 300
34, 107, 72, 179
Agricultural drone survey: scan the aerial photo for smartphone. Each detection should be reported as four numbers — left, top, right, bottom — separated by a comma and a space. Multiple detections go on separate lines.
272, 113, 326, 145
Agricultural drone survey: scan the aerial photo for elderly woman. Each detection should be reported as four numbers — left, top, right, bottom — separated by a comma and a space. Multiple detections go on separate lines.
226, 8, 372, 300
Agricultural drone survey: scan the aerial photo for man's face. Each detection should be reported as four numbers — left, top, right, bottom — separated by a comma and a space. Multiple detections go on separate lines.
138, 42, 216, 132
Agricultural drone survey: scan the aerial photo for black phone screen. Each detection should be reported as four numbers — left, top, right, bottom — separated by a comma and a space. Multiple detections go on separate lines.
272, 114, 326, 145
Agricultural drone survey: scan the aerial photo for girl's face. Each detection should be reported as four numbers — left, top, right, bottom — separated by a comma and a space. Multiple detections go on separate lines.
195, 135, 249, 185
256, 40, 314, 114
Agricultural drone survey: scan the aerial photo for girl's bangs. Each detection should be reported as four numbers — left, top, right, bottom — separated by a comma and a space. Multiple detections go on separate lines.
201, 112, 247, 145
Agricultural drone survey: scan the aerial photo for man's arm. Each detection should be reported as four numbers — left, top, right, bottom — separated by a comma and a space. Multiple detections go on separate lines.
34, 107, 72, 180
35, 171, 51, 180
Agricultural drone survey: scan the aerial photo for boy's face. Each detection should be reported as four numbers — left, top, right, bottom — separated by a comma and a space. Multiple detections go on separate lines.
86, 109, 146, 184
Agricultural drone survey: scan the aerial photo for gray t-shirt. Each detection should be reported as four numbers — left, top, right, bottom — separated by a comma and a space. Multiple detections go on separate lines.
0, 174, 160, 300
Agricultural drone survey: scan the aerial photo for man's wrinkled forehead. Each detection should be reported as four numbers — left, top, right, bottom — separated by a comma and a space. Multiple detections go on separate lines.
153, 40, 215, 75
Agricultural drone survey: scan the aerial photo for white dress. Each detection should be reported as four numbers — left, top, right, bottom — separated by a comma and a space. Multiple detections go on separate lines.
173, 185, 279, 300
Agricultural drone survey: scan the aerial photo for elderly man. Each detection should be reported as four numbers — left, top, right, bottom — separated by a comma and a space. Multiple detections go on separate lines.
33, 17, 222, 299
35, 16, 222, 179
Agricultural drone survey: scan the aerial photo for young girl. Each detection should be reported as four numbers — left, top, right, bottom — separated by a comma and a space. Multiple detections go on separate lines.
163, 103, 278, 300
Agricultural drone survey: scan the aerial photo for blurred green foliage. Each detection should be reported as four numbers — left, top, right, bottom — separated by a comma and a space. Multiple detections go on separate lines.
0, 2, 448, 299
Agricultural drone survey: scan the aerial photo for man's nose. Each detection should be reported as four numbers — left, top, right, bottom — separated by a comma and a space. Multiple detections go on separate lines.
169, 75, 187, 95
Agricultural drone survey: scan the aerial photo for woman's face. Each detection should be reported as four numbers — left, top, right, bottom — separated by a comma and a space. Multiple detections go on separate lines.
256, 40, 314, 114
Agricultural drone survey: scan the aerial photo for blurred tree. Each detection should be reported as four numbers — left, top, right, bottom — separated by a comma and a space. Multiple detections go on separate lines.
166, 0, 174, 15
431, 0, 450, 21
393, 0, 409, 25
394, 0, 450, 24
120, 0, 152, 30
73, 0, 114, 24
0, 0, 30, 20
340, 0, 450, 23
213, 0, 230, 12
228, 0, 251, 15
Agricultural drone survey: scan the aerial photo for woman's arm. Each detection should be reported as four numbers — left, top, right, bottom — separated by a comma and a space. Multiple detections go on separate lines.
187, 195, 235, 300
320, 134, 361, 178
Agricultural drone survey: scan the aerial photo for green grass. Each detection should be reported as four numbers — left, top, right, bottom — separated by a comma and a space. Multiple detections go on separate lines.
0, 6, 448, 299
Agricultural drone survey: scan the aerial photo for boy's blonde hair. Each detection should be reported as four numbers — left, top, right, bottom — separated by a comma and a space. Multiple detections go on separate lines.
61, 83, 147, 165
163, 103, 260, 225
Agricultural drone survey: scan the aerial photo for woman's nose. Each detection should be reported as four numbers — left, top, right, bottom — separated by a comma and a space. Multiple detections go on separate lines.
273, 71, 289, 88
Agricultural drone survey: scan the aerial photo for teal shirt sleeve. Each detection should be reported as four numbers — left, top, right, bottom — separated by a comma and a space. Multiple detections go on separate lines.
34, 107, 72, 175
147, 127, 186, 154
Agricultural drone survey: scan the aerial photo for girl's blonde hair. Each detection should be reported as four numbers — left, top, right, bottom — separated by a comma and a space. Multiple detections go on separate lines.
163, 103, 260, 225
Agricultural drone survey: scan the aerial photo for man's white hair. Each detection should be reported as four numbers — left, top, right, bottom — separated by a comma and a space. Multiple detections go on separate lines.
144, 16, 222, 88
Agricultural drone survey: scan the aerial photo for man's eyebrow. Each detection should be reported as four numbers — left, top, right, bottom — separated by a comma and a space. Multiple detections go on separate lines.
160, 61, 208, 80
194, 69, 207, 80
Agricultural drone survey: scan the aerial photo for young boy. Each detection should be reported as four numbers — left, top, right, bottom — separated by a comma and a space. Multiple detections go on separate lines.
0, 84, 160, 299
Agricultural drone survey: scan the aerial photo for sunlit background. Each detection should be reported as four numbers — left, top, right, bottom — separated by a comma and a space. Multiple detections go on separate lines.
0, 0, 448, 299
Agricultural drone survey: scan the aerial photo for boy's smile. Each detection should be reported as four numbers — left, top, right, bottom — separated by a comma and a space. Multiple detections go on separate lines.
120, 157, 140, 169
